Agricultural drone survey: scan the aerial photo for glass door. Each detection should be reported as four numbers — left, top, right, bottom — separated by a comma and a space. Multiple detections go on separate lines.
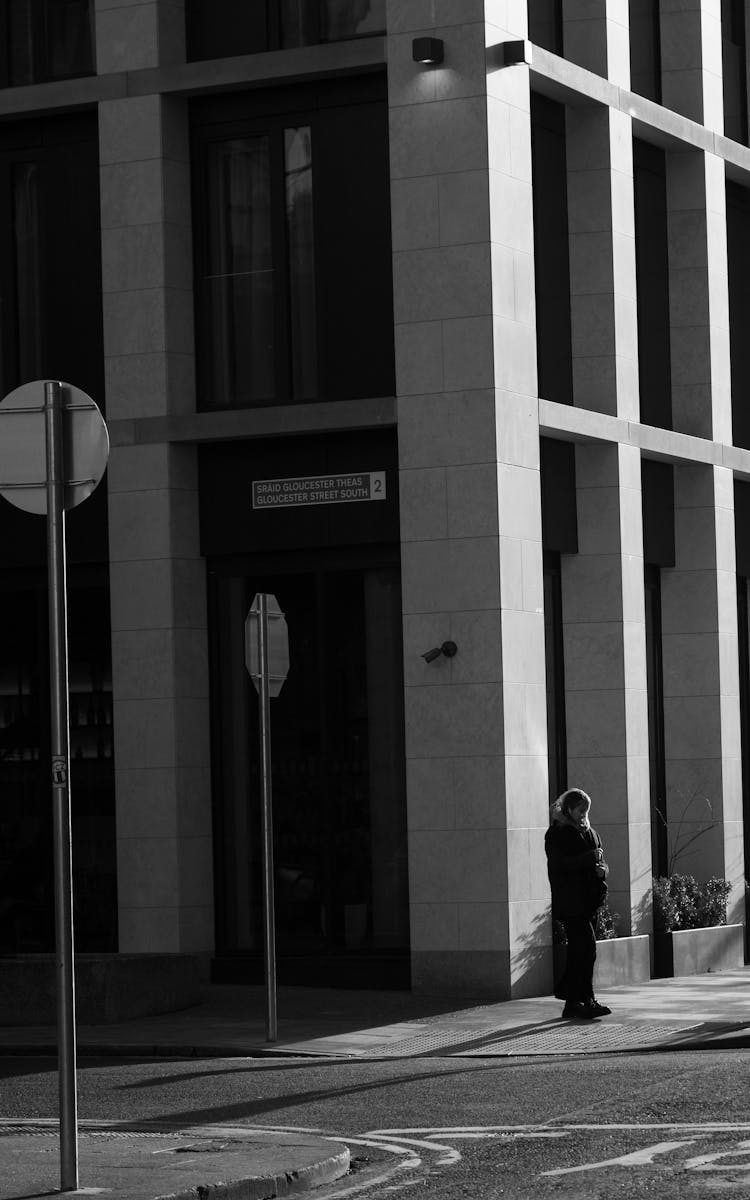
208, 558, 409, 986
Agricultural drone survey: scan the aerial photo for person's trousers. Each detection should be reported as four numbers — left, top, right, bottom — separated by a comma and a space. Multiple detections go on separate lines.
557, 915, 597, 1002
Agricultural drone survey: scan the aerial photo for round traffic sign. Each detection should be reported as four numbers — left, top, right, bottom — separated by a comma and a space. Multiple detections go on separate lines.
0, 380, 109, 515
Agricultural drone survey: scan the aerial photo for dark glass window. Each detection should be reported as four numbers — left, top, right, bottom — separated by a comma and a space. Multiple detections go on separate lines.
528, 0, 562, 55
629, 0, 661, 102
735, 481, 750, 950
531, 94, 573, 406
645, 563, 667, 878
543, 551, 567, 803
727, 181, 750, 448
0, 568, 116, 954
722, 0, 748, 144
634, 139, 672, 430
185, 0, 385, 63
0, 0, 94, 87
0, 113, 105, 409
192, 80, 394, 410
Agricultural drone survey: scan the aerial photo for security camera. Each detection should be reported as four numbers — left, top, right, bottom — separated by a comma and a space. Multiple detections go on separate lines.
422, 641, 458, 663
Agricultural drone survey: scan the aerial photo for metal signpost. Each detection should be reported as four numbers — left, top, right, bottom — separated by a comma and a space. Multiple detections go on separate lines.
0, 380, 109, 1192
245, 593, 289, 1042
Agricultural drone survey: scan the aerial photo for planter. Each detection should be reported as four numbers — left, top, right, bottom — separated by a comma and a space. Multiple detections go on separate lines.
653, 923, 745, 979
553, 935, 650, 991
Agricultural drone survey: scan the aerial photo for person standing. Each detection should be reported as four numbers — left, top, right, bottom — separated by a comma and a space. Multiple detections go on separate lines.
545, 788, 612, 1020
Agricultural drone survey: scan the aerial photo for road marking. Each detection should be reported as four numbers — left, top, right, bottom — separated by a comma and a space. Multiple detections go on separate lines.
542, 1139, 698, 1176
684, 1140, 750, 1171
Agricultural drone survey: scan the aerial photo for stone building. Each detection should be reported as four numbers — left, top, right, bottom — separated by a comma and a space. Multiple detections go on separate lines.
0, 0, 748, 998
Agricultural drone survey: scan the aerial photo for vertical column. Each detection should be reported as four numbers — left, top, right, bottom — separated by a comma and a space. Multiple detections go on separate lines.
658, 3, 743, 919
661, 465, 743, 915
666, 151, 731, 444
389, 1, 549, 998
98, 6, 213, 957
660, 0, 723, 131
561, 8, 651, 935
562, 444, 652, 935
562, 0, 631, 86
94, 0, 185, 73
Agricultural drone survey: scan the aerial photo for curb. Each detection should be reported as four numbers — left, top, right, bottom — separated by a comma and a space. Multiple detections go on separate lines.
0, 1044, 338, 1059
157, 1147, 352, 1200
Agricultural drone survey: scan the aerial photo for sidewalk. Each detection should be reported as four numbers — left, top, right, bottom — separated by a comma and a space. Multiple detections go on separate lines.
0, 1118, 350, 1200
1, 968, 750, 1059
0, 1120, 351, 1200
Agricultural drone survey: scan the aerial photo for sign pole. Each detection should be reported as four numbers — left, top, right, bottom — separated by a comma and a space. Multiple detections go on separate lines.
257, 593, 278, 1042
44, 380, 78, 1191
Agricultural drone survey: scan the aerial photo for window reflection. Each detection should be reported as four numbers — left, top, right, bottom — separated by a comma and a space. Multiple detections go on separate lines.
285, 128, 317, 401
12, 162, 43, 383
281, 0, 385, 47
204, 138, 275, 406
5, 0, 94, 86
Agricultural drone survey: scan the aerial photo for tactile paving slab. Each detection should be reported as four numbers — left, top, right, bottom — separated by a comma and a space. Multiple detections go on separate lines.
364, 1021, 702, 1057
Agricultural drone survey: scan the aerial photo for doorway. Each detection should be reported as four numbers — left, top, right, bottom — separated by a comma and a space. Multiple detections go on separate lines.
208, 553, 409, 986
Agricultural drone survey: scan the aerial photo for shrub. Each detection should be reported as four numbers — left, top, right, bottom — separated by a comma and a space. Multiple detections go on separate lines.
594, 903, 620, 940
652, 874, 731, 933
553, 902, 620, 944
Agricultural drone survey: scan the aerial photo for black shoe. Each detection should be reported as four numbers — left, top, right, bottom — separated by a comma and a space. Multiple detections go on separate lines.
585, 1000, 611, 1017
562, 1001, 591, 1019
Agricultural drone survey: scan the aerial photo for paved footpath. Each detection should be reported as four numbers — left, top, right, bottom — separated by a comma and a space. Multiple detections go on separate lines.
0, 1120, 350, 1200
2, 968, 750, 1197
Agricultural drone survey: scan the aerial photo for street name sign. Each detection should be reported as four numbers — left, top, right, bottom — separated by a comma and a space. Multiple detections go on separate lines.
252, 470, 386, 510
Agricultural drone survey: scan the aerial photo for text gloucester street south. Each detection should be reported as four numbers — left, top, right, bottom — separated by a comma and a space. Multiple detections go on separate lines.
252, 471, 387, 509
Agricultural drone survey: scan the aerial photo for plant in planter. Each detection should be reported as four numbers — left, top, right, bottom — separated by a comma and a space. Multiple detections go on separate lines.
652, 874, 741, 977
652, 874, 731, 933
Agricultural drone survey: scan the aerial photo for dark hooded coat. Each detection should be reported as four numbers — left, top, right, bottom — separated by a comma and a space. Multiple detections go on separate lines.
544, 814, 608, 919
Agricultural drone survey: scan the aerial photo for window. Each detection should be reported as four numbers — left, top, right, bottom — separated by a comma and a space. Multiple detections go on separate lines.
185, 0, 385, 63
531, 94, 573, 406
0, 113, 104, 409
528, 0, 562, 55
727, 181, 750, 449
633, 139, 671, 430
645, 565, 667, 877
0, 0, 94, 87
722, 0, 748, 144
543, 552, 567, 803
192, 81, 394, 410
630, 0, 661, 102
0, 569, 116, 954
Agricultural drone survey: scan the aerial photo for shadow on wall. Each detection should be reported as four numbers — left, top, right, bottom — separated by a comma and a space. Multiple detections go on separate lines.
511, 905, 554, 999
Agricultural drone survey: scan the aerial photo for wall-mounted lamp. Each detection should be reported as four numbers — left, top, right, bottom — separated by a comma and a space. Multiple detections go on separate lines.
412, 36, 444, 66
422, 640, 458, 663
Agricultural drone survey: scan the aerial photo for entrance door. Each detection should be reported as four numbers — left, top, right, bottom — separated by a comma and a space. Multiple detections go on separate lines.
208, 557, 409, 986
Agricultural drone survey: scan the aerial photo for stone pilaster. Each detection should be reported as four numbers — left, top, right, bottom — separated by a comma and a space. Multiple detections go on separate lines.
560, 5, 651, 935
389, 1, 549, 997
98, 13, 213, 955
657, 4, 743, 917
660, 465, 743, 919
666, 151, 731, 444
94, 0, 185, 73
562, 0, 631, 87
660, 0, 723, 131
562, 444, 651, 935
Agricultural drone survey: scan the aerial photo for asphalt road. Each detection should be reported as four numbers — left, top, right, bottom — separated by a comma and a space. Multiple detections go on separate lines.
4, 1050, 750, 1197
